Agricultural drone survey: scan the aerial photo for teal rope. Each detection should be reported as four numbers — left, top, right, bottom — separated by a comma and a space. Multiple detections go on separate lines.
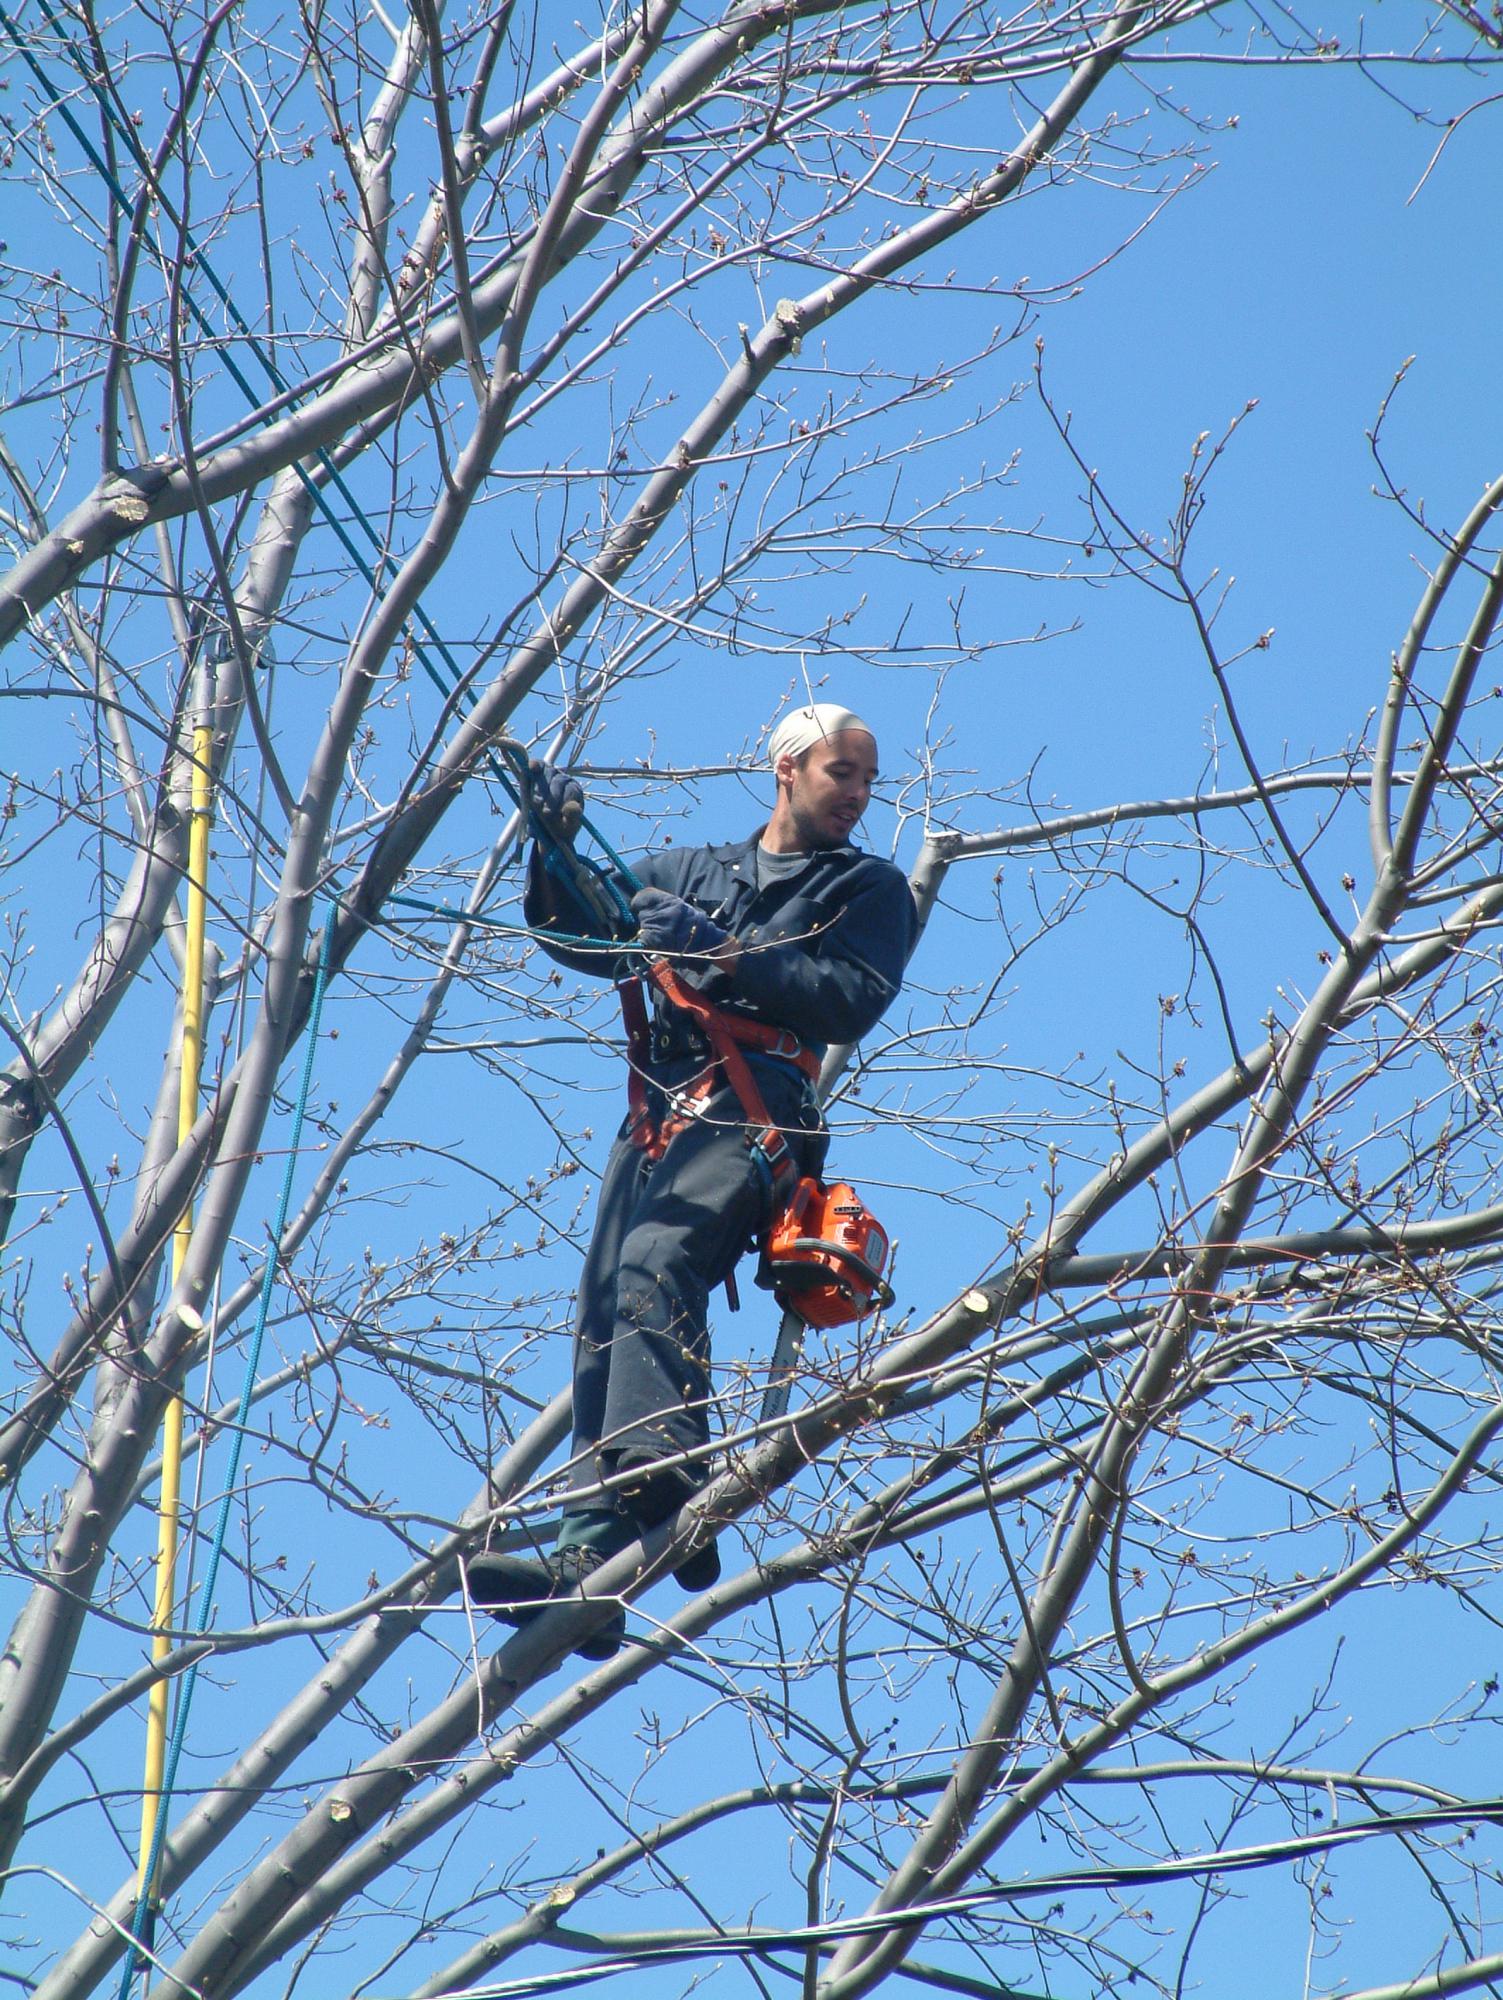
493, 742, 642, 930
0, 0, 539, 789
118, 909, 336, 1996
385, 891, 629, 960
1, 4, 642, 927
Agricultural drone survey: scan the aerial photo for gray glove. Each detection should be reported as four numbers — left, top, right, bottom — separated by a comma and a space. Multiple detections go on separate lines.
631, 887, 730, 958
530, 761, 584, 843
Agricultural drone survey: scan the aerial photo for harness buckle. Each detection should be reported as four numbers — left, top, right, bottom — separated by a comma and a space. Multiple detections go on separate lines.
748, 1123, 797, 1202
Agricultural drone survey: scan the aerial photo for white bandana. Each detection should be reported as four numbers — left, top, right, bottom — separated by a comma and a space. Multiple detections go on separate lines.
767, 702, 875, 766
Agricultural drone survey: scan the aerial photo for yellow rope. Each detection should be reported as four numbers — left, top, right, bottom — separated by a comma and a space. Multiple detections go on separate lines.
136, 709, 214, 1910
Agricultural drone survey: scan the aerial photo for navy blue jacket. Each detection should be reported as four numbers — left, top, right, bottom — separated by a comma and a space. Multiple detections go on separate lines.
527, 830, 916, 1059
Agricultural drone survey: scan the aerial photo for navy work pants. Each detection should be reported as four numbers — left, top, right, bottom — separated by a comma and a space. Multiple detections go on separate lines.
557, 1068, 820, 1546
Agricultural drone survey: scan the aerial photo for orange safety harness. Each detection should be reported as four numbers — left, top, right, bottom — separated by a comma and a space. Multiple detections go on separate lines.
618, 958, 892, 1331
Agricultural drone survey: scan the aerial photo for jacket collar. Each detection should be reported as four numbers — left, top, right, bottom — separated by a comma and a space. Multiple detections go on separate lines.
710, 828, 859, 867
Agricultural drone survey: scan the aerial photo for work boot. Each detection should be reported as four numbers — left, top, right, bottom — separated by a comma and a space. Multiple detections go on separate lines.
671, 1536, 722, 1593
611, 1449, 722, 1593
465, 1545, 626, 1661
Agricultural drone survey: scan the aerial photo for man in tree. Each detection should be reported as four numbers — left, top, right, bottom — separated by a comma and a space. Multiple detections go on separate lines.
468, 704, 916, 1654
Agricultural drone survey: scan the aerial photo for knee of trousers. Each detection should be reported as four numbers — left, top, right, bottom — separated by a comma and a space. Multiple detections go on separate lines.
615, 1269, 710, 1368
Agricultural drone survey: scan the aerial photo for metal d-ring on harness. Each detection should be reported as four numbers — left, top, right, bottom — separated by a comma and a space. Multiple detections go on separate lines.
508, 747, 894, 1418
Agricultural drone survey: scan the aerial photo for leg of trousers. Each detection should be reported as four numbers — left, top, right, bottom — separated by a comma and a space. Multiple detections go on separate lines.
566, 1085, 816, 1505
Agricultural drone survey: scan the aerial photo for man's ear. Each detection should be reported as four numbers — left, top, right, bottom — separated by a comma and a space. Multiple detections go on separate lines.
773, 750, 797, 792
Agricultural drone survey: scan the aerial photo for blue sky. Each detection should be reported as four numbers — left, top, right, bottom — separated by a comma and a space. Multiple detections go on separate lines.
8, 6, 1503, 1994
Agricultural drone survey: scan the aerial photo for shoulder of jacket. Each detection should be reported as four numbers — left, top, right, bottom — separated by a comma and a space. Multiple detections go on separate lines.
642, 836, 757, 882
820, 846, 909, 891
699, 833, 763, 873
718, 832, 764, 862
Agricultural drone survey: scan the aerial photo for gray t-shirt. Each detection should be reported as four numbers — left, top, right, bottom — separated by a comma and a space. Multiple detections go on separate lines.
755, 844, 815, 892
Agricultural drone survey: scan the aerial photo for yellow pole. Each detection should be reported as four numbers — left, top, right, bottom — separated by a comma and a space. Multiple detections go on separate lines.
136, 696, 214, 1911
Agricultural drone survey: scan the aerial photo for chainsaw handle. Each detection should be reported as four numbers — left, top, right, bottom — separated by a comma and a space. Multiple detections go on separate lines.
766, 1238, 895, 1309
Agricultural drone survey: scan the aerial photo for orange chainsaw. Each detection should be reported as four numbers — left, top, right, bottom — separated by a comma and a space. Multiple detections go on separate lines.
759, 1176, 894, 1420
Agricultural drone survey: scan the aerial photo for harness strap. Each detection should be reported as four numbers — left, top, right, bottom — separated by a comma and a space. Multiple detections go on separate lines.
619, 976, 657, 1155
619, 959, 817, 1196
653, 961, 794, 1193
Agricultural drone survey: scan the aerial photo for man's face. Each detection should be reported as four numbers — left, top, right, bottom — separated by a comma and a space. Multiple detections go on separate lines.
779, 729, 878, 850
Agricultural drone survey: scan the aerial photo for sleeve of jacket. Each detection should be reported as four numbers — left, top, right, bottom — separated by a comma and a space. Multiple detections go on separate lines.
711, 859, 916, 1047
523, 843, 647, 980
